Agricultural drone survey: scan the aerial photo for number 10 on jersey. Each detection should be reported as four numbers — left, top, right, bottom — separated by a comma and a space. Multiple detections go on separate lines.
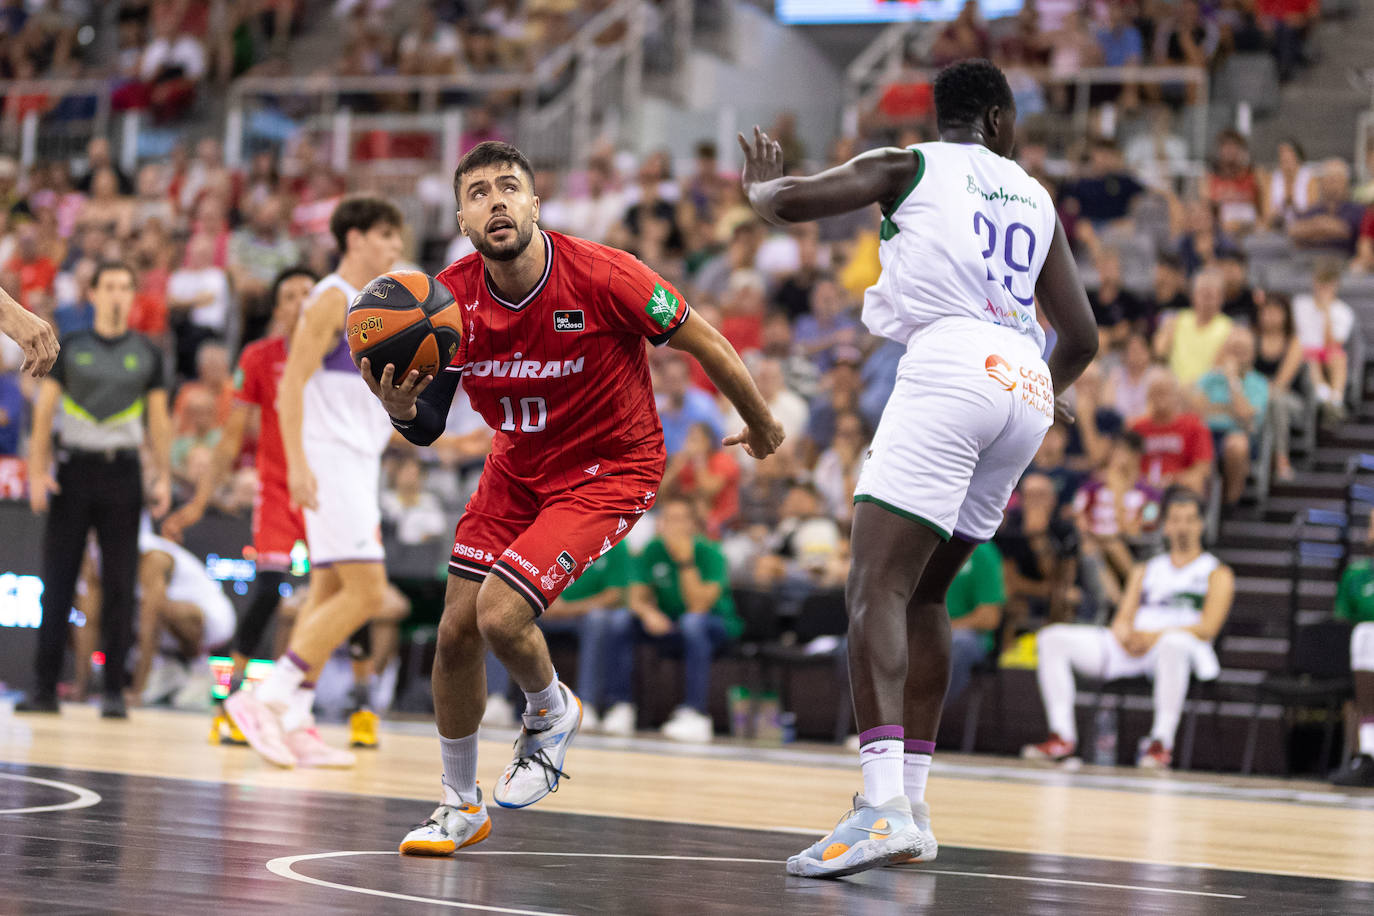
499, 396, 547, 432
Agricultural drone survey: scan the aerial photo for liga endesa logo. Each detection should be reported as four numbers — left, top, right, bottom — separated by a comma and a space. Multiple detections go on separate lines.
985, 354, 1016, 391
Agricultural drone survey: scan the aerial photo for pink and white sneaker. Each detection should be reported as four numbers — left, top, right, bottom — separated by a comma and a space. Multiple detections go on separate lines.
285, 727, 357, 768
224, 691, 296, 768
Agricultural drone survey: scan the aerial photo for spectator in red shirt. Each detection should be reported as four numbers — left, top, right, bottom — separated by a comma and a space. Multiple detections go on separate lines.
6, 224, 57, 309
718, 271, 765, 357
1204, 130, 1263, 237
1074, 430, 1162, 609
1256, 0, 1318, 82
1131, 368, 1214, 496
661, 422, 741, 538
1353, 206, 1374, 274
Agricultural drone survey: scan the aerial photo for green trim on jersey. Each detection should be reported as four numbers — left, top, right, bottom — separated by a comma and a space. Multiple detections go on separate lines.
61, 393, 144, 426
878, 148, 925, 242
854, 494, 951, 541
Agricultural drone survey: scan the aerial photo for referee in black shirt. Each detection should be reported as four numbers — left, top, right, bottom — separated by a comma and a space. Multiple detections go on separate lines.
18, 262, 172, 718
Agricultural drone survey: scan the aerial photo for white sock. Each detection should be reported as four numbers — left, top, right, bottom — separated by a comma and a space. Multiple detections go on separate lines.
440, 732, 480, 804
1360, 719, 1374, 756
522, 674, 566, 730
903, 741, 934, 808
858, 727, 905, 804
280, 685, 315, 733
255, 651, 308, 711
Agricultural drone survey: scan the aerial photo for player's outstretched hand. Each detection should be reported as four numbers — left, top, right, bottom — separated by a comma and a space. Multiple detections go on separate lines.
359, 358, 432, 422
737, 125, 784, 190
724, 417, 785, 460
0, 297, 59, 377
1054, 399, 1076, 426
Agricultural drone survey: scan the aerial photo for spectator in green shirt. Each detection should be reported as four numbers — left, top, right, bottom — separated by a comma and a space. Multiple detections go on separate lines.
604, 496, 739, 743
483, 541, 631, 732
945, 542, 1005, 706
1329, 546, 1374, 787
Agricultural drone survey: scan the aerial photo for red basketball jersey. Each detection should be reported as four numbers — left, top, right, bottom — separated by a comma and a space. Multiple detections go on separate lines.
436, 230, 689, 492
233, 335, 290, 492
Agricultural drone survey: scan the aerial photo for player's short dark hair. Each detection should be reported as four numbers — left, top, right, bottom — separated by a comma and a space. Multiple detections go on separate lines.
270, 265, 318, 302
1162, 486, 1204, 517
453, 141, 536, 207
933, 59, 1014, 131
90, 260, 135, 289
329, 196, 403, 252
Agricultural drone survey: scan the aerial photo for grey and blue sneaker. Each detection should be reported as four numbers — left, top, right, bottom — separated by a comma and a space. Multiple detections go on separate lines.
493, 683, 583, 808
786, 793, 932, 878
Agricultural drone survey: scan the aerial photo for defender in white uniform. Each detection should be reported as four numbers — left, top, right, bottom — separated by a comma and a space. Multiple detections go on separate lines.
1024, 489, 1235, 769
226, 197, 405, 770
741, 61, 1099, 878
298, 271, 394, 566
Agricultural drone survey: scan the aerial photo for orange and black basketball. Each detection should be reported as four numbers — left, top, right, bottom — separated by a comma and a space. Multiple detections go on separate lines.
347, 270, 463, 385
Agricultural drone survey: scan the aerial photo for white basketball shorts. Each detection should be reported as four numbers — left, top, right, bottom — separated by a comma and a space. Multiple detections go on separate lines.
302, 442, 385, 567
854, 316, 1054, 542
161, 579, 236, 652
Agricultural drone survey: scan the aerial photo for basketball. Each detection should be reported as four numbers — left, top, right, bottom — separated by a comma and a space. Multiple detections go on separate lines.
346, 270, 463, 384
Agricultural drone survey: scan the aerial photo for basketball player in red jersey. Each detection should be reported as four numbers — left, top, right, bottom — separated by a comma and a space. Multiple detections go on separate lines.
361, 141, 784, 855
163, 267, 315, 735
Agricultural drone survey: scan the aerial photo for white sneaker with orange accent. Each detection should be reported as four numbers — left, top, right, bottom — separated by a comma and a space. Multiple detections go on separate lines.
284, 727, 357, 768
493, 683, 582, 808
399, 782, 492, 856
786, 793, 929, 879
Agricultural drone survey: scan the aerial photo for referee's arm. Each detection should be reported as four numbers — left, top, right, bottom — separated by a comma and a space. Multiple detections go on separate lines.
27, 378, 61, 514
145, 386, 172, 518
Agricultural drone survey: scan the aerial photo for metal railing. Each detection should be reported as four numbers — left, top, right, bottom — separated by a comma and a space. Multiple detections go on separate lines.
224, 0, 651, 172
841, 19, 936, 135
849, 59, 1210, 159
0, 78, 115, 170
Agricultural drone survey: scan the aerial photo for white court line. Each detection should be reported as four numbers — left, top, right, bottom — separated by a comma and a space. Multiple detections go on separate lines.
915, 868, 1246, 899
267, 851, 572, 916
0, 773, 102, 815
268, 849, 1244, 907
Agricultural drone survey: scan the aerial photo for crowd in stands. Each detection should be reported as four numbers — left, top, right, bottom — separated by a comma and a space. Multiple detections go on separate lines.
922, 0, 1321, 95
2, 1, 1373, 767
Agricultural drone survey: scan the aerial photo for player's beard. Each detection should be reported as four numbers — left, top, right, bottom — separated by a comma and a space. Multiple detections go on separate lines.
473, 217, 536, 262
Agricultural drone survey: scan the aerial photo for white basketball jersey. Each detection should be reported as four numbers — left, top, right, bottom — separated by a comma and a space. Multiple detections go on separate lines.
301, 273, 393, 458
139, 531, 222, 609
1134, 552, 1221, 632
863, 142, 1055, 352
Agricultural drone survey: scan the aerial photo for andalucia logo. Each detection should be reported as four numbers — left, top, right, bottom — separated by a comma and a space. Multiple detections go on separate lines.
645, 284, 679, 330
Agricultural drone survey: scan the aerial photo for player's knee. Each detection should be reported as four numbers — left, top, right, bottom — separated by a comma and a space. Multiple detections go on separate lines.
1037, 624, 1070, 657
1156, 630, 1196, 658
846, 573, 909, 632
436, 609, 482, 662
475, 581, 535, 647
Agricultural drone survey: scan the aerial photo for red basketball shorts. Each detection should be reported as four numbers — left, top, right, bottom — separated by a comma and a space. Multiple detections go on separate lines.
449, 457, 661, 614
253, 477, 306, 572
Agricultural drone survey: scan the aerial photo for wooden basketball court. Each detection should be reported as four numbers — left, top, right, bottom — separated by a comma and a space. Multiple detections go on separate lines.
3, 705, 1373, 913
